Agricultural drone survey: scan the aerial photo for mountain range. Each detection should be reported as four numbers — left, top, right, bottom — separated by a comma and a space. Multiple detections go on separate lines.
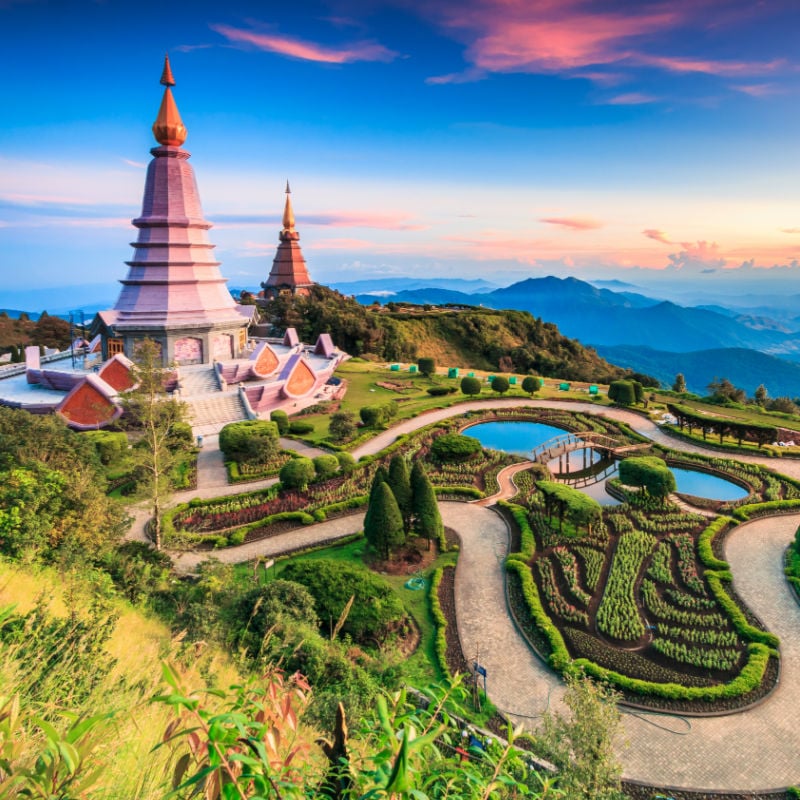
352, 275, 800, 396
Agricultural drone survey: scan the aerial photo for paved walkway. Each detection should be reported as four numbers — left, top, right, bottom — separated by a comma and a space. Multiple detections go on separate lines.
136, 398, 800, 791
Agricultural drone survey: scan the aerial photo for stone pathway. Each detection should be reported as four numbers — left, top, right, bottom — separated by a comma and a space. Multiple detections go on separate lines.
136, 398, 800, 791
473, 461, 535, 507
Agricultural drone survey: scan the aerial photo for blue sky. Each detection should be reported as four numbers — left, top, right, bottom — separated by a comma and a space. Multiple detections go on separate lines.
2, 0, 800, 307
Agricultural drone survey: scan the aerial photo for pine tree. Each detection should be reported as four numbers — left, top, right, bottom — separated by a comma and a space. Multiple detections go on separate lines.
387, 455, 412, 532
365, 481, 404, 560
363, 466, 388, 542
411, 461, 443, 551
672, 373, 686, 393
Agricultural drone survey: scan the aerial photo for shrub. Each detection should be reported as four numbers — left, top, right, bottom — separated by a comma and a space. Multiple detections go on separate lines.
430, 433, 482, 462
82, 430, 128, 466
418, 357, 436, 377
328, 411, 356, 442
335, 451, 357, 474
429, 567, 450, 678
426, 386, 453, 397
269, 409, 289, 435
312, 454, 340, 481
491, 376, 510, 394
619, 456, 676, 499
279, 457, 316, 490
359, 405, 385, 427
521, 376, 539, 395
608, 380, 636, 406
279, 559, 407, 645
288, 420, 314, 435
219, 420, 279, 464
460, 376, 481, 396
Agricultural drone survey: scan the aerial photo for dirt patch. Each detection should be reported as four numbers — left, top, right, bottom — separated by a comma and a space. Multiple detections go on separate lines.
376, 380, 418, 393
368, 536, 439, 576
438, 565, 470, 676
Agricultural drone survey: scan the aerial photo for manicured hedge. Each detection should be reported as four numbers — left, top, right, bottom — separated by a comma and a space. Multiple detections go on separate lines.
429, 567, 451, 679
733, 498, 800, 521
288, 420, 315, 435
433, 485, 483, 500
505, 559, 571, 671
573, 642, 772, 701
499, 500, 534, 560
705, 571, 780, 648
667, 403, 777, 448
697, 516, 736, 571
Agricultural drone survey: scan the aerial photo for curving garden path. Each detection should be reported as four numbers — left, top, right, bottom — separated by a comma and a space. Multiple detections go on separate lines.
148, 399, 800, 791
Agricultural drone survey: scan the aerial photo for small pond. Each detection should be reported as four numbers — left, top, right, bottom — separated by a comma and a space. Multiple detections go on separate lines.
465, 420, 567, 456
467, 420, 749, 502
671, 467, 748, 502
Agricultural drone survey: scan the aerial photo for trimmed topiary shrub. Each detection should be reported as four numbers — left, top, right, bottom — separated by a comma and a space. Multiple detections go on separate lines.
288, 420, 314, 435
521, 376, 539, 395
219, 420, 280, 464
269, 409, 289, 435
426, 386, 454, 397
279, 456, 316, 489
335, 451, 357, 474
460, 376, 481, 396
430, 433, 482, 462
608, 380, 636, 406
619, 456, 676, 499
359, 405, 385, 427
491, 376, 510, 394
418, 357, 436, 377
312, 454, 340, 481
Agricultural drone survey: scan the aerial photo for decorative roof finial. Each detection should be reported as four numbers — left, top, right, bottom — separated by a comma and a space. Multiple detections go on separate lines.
282, 182, 296, 231
160, 54, 176, 87
152, 55, 187, 147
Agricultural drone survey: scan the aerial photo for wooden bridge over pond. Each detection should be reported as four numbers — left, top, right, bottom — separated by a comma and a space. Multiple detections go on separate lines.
532, 431, 649, 471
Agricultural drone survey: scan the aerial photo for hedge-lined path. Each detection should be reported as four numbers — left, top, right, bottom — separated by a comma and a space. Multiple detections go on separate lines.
472, 461, 536, 507
138, 397, 800, 790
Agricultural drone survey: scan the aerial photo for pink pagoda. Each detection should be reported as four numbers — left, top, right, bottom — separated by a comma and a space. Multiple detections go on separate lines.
260, 183, 315, 299
93, 56, 254, 365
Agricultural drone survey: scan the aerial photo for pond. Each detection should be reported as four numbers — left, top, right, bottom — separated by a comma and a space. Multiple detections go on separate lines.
671, 466, 749, 502
465, 420, 567, 456
467, 419, 749, 502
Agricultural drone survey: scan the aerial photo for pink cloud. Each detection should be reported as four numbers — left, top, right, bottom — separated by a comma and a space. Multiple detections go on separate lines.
604, 92, 658, 105
732, 82, 784, 97
418, 1, 790, 84
305, 211, 426, 231
643, 228, 673, 244
308, 237, 375, 250
121, 158, 146, 169
540, 216, 603, 231
211, 23, 397, 64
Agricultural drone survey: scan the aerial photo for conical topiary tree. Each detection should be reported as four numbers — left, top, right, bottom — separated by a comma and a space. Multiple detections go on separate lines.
411, 461, 443, 551
365, 481, 405, 560
387, 455, 413, 532
363, 466, 389, 541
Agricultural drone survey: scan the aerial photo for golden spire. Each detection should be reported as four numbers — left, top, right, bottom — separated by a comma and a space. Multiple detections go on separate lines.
152, 55, 187, 147
282, 181, 295, 230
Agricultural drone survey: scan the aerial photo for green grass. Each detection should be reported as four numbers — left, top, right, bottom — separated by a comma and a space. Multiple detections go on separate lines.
293, 359, 612, 446
232, 536, 458, 685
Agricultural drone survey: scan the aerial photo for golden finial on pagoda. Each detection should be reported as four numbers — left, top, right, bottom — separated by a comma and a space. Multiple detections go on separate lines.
152, 55, 187, 147
282, 181, 296, 230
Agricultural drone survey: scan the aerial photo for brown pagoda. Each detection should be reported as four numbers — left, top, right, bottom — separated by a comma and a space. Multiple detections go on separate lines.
261, 183, 315, 299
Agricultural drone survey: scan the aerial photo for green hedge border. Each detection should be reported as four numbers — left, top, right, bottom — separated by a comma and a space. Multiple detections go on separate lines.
429, 567, 451, 680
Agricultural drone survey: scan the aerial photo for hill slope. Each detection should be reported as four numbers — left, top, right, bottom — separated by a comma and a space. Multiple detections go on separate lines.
261, 285, 637, 382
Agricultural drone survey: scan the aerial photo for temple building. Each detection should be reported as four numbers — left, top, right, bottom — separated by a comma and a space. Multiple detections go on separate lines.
92, 57, 254, 365
260, 183, 315, 299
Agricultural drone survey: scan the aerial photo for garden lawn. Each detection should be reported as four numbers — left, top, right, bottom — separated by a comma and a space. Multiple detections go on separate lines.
232, 537, 459, 685
292, 359, 611, 446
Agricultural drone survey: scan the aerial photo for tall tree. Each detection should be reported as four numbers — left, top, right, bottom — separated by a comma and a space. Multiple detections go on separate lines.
411, 461, 443, 551
672, 373, 686, 393
754, 384, 768, 407
364, 481, 404, 560
121, 339, 187, 550
387, 455, 412, 532
362, 466, 388, 540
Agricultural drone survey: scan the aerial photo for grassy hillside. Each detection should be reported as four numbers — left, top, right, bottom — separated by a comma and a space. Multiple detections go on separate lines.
261, 286, 634, 383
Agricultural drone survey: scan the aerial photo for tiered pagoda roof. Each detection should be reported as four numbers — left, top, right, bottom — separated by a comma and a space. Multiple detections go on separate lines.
105, 56, 249, 331
261, 183, 315, 298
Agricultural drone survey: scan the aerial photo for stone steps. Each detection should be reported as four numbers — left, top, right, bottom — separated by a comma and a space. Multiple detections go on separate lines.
179, 366, 219, 397
187, 392, 247, 436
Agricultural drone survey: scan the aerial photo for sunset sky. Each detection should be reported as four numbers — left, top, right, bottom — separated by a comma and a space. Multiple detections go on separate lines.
2, 0, 800, 306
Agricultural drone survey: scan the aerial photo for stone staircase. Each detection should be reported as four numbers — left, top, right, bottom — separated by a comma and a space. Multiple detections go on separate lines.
187, 392, 248, 436
178, 365, 220, 397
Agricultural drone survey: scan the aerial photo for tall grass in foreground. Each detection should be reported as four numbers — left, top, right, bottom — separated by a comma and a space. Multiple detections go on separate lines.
0, 560, 243, 799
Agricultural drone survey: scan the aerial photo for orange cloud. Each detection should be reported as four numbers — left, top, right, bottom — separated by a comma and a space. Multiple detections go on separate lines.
643, 229, 673, 244
781, 228, 800, 234
540, 216, 603, 231
211, 23, 397, 64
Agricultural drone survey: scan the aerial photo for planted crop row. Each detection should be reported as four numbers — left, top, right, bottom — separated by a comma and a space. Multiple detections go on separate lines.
574, 546, 604, 591
596, 531, 656, 641
651, 638, 741, 671
552, 547, 592, 606
656, 624, 740, 647
641, 579, 727, 628
667, 533, 704, 594
647, 542, 672, 583
630, 509, 704, 534
664, 587, 716, 610
535, 559, 589, 625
